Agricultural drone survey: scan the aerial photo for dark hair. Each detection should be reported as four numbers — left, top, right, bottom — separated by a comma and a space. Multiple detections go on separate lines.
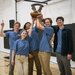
44, 18, 53, 25
23, 22, 31, 29
20, 29, 28, 34
56, 16, 64, 22
20, 30, 28, 39
14, 21, 21, 27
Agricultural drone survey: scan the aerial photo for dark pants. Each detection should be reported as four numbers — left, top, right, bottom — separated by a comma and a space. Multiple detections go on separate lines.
56, 53, 72, 75
9, 51, 14, 75
9, 63, 14, 75
28, 51, 42, 75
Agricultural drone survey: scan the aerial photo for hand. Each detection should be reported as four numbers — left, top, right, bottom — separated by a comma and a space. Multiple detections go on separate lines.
1, 20, 4, 29
32, 17, 36, 24
28, 54, 33, 59
37, 14, 43, 19
11, 59, 15, 65
67, 54, 72, 60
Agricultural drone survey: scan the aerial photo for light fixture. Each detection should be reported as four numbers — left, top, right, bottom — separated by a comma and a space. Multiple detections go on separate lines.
16, 0, 51, 3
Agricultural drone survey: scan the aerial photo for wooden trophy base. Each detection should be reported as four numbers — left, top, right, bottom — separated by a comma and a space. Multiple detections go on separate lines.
30, 11, 41, 18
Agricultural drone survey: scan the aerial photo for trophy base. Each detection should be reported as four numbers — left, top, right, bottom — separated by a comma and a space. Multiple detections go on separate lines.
30, 11, 41, 18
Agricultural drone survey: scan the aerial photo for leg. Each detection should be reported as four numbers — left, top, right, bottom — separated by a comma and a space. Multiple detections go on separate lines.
38, 52, 52, 75
9, 63, 14, 75
32, 51, 42, 75
9, 51, 14, 75
56, 53, 65, 75
23, 56, 28, 75
28, 55, 34, 75
61, 56, 72, 75
15, 55, 23, 75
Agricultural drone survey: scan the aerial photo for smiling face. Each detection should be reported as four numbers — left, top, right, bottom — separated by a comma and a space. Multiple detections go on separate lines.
56, 19, 64, 27
56, 17, 64, 27
14, 22, 20, 32
45, 18, 52, 27
26, 23, 31, 29
21, 30, 28, 40
45, 19, 51, 27
24, 22, 31, 30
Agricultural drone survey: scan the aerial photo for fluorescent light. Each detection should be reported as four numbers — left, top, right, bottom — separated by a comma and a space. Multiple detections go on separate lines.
31, 0, 47, 2
16, 0, 51, 3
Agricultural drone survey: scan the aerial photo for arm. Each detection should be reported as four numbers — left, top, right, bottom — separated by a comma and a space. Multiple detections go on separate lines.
36, 15, 44, 30
50, 33, 55, 45
27, 23, 32, 37
67, 29, 73, 60
28, 54, 33, 59
11, 50, 15, 65
11, 40, 18, 65
0, 20, 6, 37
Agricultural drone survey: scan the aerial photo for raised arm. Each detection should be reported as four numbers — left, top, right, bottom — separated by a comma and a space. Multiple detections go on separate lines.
28, 18, 36, 36
28, 24, 32, 36
36, 14, 44, 30
0, 20, 6, 37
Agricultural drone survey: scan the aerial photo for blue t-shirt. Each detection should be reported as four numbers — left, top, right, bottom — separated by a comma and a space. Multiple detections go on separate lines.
56, 29, 62, 53
5, 31, 20, 51
13, 39, 30, 56
39, 27, 54, 52
30, 27, 39, 52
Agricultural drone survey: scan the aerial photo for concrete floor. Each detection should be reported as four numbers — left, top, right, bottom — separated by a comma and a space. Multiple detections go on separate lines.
0, 51, 75, 75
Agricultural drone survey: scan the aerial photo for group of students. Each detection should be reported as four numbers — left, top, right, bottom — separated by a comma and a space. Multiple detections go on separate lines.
0, 15, 73, 75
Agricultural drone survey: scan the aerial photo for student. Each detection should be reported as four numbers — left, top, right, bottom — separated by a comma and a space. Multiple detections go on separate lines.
36, 15, 54, 75
23, 21, 42, 75
11, 24, 32, 75
54, 16, 73, 75
0, 21, 21, 75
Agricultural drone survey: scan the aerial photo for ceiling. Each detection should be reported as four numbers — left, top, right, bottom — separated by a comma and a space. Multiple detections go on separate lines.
16, 0, 51, 4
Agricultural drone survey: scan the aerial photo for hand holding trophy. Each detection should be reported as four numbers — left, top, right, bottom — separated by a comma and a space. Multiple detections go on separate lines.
30, 4, 43, 18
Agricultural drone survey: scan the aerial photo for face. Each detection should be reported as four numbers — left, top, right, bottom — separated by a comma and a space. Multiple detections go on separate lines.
45, 19, 51, 27
26, 23, 31, 30
14, 24, 20, 32
21, 30, 28, 39
56, 19, 64, 27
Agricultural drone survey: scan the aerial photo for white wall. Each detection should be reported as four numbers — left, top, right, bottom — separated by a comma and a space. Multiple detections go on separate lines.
0, 0, 75, 28
0, 7, 2, 22
42, 0, 75, 25
0, 0, 15, 30
72, 0, 75, 23
0, 0, 15, 53
16, 0, 75, 25
17, 1, 33, 27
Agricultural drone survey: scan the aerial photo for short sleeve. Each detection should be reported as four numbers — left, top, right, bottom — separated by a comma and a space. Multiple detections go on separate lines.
5, 31, 10, 37
44, 27, 54, 36
13, 40, 18, 53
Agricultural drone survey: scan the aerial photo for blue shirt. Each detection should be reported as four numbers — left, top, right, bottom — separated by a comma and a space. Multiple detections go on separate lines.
13, 39, 30, 56
30, 27, 39, 52
56, 29, 62, 53
5, 31, 20, 51
39, 27, 54, 52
